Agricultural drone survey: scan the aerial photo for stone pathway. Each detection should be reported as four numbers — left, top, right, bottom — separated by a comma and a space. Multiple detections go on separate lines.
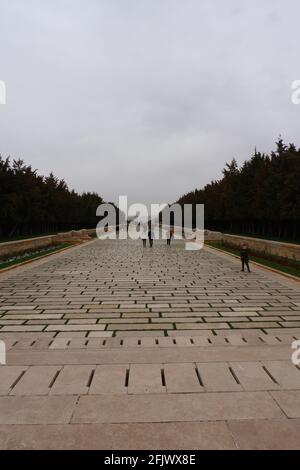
0, 239, 300, 449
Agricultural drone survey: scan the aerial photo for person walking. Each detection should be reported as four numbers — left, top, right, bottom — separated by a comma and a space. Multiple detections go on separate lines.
141, 222, 147, 248
240, 243, 251, 272
148, 224, 154, 248
167, 226, 174, 246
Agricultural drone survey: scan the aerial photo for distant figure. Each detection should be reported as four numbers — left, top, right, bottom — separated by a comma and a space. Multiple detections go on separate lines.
141, 222, 147, 248
167, 226, 174, 246
148, 225, 153, 248
240, 243, 251, 272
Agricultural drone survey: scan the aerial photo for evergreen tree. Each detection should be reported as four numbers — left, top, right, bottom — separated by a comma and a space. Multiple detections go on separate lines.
0, 156, 104, 238
177, 139, 300, 241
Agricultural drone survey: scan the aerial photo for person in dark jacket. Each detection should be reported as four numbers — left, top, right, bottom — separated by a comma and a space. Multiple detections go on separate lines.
148, 227, 153, 247
240, 243, 251, 272
167, 226, 174, 246
141, 222, 147, 248
147, 221, 154, 248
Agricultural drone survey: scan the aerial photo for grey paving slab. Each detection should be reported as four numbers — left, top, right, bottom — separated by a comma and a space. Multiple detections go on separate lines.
128, 364, 166, 394
197, 363, 242, 392
263, 361, 300, 389
50, 365, 93, 395
0, 396, 77, 424
6, 344, 293, 366
89, 365, 128, 395
11, 365, 61, 396
228, 419, 300, 450
72, 392, 284, 423
271, 391, 300, 418
230, 362, 280, 391
163, 363, 202, 393
0, 366, 28, 395
0, 421, 236, 450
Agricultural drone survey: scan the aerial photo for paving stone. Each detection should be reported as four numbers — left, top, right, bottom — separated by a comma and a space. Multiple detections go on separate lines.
50, 365, 93, 395
10, 339, 35, 349
174, 337, 194, 347
108, 323, 172, 331
157, 337, 175, 347
220, 311, 259, 317
228, 419, 300, 450
128, 364, 165, 394
46, 324, 106, 331
230, 322, 280, 329
123, 338, 139, 347
0, 366, 28, 395
0, 320, 28, 325
0, 421, 236, 450
87, 331, 113, 338
140, 337, 157, 347
260, 335, 279, 345
89, 365, 128, 395
72, 392, 283, 423
281, 321, 300, 328
67, 319, 97, 324
98, 318, 149, 324
11, 366, 61, 395
3, 314, 64, 320
67, 339, 87, 349
251, 316, 283, 322
49, 338, 69, 349
226, 335, 246, 346
263, 361, 300, 389
197, 363, 242, 392
0, 306, 37, 311
1, 325, 45, 332
115, 330, 165, 337
265, 328, 300, 335
0, 396, 77, 424
192, 336, 212, 346
164, 363, 203, 393
176, 323, 230, 330
230, 362, 279, 391
154, 317, 205, 323
271, 391, 300, 418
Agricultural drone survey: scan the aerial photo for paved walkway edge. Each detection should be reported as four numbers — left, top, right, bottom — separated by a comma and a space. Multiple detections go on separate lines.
205, 244, 300, 283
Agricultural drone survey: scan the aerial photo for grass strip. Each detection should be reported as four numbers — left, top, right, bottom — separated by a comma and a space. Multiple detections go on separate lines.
0, 243, 72, 270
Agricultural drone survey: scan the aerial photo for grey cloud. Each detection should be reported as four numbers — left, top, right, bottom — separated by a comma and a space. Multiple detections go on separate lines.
0, 0, 299, 205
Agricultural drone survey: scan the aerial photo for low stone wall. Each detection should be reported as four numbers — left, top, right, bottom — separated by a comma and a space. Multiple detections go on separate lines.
213, 233, 300, 261
204, 230, 223, 242
2, 229, 299, 262
0, 235, 57, 260
0, 229, 96, 260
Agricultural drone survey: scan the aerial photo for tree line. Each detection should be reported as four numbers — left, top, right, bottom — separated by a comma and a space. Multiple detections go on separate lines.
0, 157, 104, 238
177, 139, 300, 241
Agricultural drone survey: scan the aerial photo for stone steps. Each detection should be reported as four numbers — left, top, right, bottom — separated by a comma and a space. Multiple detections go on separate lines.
2, 359, 300, 396
3, 332, 300, 351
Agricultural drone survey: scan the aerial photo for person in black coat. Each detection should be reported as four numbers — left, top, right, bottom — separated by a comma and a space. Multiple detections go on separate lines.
148, 225, 153, 248
240, 243, 251, 272
167, 226, 174, 246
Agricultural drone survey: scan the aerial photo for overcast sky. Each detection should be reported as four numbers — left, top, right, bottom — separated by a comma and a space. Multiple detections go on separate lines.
0, 0, 300, 205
